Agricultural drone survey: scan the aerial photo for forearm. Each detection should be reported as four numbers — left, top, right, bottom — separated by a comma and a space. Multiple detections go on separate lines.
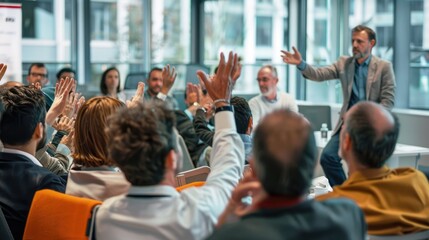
193, 109, 214, 146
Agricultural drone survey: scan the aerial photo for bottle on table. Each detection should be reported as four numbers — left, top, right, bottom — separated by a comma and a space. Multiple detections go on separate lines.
320, 123, 328, 141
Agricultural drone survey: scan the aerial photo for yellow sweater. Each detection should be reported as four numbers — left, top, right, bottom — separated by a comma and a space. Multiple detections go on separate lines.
316, 166, 429, 235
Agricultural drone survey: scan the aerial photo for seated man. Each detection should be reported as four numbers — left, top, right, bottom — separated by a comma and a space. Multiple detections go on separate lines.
317, 101, 429, 235
143, 66, 179, 109
208, 109, 366, 240
0, 86, 66, 240
249, 65, 298, 127
96, 52, 244, 239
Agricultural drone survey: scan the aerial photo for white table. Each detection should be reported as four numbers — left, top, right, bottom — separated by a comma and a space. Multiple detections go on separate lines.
314, 131, 429, 169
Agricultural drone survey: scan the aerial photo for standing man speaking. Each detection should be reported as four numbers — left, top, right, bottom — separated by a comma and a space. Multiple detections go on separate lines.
281, 25, 396, 187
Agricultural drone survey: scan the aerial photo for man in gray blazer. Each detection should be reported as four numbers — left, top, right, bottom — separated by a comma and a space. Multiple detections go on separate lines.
281, 25, 396, 187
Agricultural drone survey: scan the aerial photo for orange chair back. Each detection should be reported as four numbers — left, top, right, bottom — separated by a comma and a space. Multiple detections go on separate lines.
23, 189, 101, 240
176, 181, 205, 192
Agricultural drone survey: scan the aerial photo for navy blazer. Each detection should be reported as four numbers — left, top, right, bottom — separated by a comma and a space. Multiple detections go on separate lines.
0, 151, 66, 240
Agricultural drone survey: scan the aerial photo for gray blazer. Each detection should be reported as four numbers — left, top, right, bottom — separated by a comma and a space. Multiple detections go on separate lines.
301, 55, 396, 134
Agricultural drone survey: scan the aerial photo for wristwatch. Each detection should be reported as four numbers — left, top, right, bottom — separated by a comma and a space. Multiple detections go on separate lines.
215, 105, 233, 113
193, 102, 200, 107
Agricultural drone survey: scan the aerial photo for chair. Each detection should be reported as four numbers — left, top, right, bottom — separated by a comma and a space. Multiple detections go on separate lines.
0, 207, 13, 240
124, 72, 147, 90
176, 166, 211, 187
23, 189, 101, 240
368, 230, 429, 240
176, 181, 205, 192
298, 104, 332, 131
178, 134, 195, 172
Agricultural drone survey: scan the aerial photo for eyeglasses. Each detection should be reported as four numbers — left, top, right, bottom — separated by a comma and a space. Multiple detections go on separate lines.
30, 72, 47, 78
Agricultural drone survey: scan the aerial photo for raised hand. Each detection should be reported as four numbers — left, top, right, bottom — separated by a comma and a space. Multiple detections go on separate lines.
161, 64, 177, 95
216, 169, 265, 227
281, 46, 302, 65
196, 52, 238, 108
62, 92, 81, 119
126, 82, 145, 108
231, 60, 242, 87
186, 83, 199, 104
0, 64, 7, 81
52, 115, 75, 133
45, 77, 75, 125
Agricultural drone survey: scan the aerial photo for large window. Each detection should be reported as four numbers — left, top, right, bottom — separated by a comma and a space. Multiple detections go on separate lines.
409, 0, 428, 109
22, 0, 55, 40
151, 0, 191, 64
22, 0, 72, 85
203, 0, 289, 94
256, 16, 272, 47
90, 0, 145, 92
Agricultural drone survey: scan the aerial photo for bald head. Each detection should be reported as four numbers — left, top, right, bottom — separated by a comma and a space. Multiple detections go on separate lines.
343, 101, 399, 168
253, 109, 317, 197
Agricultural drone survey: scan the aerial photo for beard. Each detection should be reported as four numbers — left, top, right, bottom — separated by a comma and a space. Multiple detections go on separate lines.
36, 129, 47, 151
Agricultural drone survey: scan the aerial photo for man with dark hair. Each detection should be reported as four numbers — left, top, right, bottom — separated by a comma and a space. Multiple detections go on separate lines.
96, 52, 244, 239
208, 109, 366, 240
144, 66, 179, 109
317, 101, 429, 235
56, 67, 76, 81
27, 62, 49, 86
0, 86, 66, 240
281, 25, 396, 187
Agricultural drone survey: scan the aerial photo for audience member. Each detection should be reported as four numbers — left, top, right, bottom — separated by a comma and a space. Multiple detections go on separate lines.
100, 67, 126, 102
27, 62, 49, 87
316, 101, 429, 235
144, 66, 179, 109
66, 96, 130, 201
194, 96, 253, 163
249, 65, 298, 127
281, 25, 396, 187
96, 52, 244, 239
0, 86, 66, 240
208, 109, 366, 240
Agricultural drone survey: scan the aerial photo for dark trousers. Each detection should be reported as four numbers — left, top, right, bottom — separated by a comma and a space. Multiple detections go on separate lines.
320, 132, 347, 187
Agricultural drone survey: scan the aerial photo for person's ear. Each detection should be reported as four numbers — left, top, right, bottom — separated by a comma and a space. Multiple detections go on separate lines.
370, 39, 376, 48
33, 122, 43, 141
246, 116, 253, 135
164, 150, 177, 171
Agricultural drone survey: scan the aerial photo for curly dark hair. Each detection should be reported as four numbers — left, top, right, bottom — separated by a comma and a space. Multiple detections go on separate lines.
106, 101, 177, 186
231, 96, 252, 134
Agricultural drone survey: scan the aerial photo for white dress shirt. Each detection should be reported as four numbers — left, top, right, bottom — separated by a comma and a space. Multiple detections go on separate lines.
96, 110, 244, 240
249, 91, 298, 127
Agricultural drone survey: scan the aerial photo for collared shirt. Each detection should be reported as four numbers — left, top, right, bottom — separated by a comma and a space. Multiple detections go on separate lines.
348, 55, 372, 109
1, 147, 42, 167
316, 166, 429, 235
96, 110, 244, 240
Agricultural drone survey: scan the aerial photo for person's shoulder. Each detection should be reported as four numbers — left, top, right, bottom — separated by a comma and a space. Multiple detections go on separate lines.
317, 197, 361, 213
208, 220, 267, 240
248, 94, 262, 103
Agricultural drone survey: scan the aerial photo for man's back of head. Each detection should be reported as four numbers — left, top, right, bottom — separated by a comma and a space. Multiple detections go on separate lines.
106, 101, 177, 186
253, 109, 316, 197
0, 86, 46, 147
342, 101, 399, 168
231, 96, 252, 135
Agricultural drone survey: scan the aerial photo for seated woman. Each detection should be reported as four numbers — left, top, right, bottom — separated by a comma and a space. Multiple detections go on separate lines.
66, 96, 130, 201
99, 67, 126, 102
